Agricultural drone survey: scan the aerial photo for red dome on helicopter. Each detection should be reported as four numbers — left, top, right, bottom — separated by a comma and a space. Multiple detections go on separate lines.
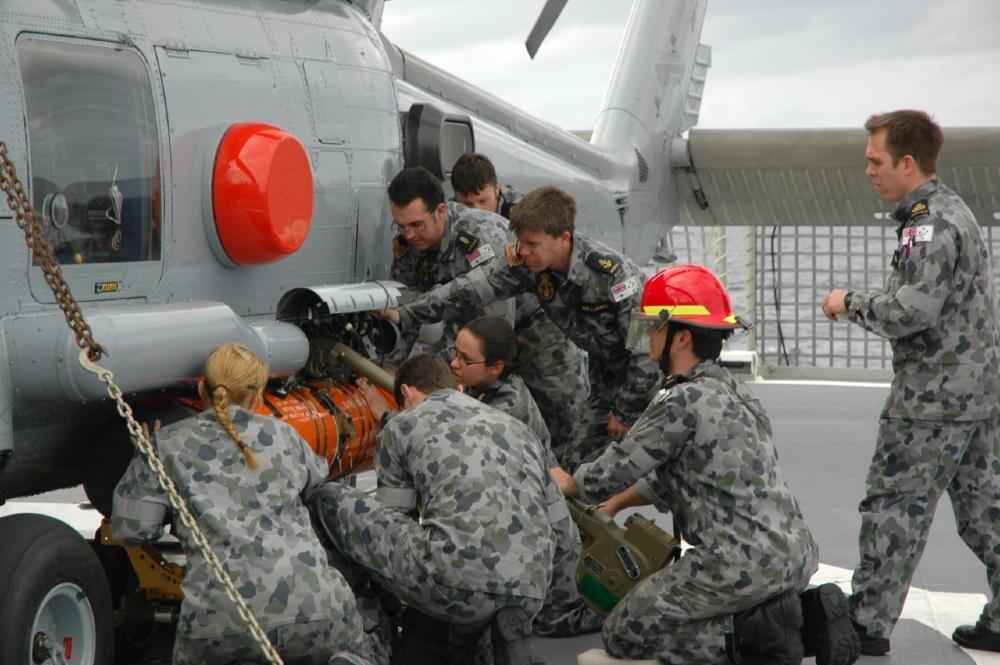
212, 123, 313, 265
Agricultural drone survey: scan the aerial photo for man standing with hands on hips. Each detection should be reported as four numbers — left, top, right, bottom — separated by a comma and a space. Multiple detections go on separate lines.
822, 109, 1000, 655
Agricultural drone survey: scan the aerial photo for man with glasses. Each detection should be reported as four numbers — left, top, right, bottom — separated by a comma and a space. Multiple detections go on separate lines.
380, 186, 659, 471
386, 167, 590, 462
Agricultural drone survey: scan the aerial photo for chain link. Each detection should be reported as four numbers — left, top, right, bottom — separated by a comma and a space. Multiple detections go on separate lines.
1, 139, 282, 664
0, 141, 104, 360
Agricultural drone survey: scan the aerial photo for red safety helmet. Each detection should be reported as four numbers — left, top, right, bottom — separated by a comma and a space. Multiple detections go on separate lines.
626, 264, 746, 351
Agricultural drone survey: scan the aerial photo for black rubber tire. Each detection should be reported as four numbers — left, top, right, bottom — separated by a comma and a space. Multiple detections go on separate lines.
0, 513, 114, 665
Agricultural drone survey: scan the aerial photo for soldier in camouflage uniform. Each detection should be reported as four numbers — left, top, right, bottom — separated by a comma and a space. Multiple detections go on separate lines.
307, 353, 557, 660
551, 265, 849, 665
822, 110, 1000, 655
388, 167, 589, 460
450, 152, 523, 219
383, 186, 661, 470
111, 343, 374, 665
451, 316, 603, 637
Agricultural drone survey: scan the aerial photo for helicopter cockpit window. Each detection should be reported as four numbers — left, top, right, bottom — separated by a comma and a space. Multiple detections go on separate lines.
18, 38, 161, 265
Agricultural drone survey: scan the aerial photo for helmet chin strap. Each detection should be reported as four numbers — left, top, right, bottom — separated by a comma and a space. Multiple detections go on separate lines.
658, 322, 680, 374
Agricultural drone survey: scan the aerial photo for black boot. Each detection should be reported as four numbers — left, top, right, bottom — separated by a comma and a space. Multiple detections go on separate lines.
799, 584, 859, 665
850, 620, 890, 656
730, 590, 805, 665
953, 617, 1000, 652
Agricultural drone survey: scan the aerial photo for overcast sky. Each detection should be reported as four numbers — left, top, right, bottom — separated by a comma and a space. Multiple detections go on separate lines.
381, 0, 1000, 131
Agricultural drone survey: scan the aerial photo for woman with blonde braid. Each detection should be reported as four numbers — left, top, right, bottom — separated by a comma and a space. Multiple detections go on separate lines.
111, 343, 375, 665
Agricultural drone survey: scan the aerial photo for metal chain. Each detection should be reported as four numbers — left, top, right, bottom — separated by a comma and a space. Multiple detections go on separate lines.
0, 141, 104, 360
0, 140, 282, 664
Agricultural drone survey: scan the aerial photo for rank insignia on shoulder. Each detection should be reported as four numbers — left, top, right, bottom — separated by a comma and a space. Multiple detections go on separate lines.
455, 230, 479, 253
506, 243, 524, 267
579, 302, 611, 314
536, 272, 557, 301
466, 243, 495, 268
392, 235, 408, 260
909, 199, 930, 220
585, 252, 622, 276
610, 276, 639, 303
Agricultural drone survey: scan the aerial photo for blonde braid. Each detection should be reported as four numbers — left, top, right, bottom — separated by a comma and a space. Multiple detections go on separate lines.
210, 384, 260, 470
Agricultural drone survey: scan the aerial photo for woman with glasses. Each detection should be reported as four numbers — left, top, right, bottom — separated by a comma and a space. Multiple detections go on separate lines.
451, 315, 551, 459
452, 315, 604, 638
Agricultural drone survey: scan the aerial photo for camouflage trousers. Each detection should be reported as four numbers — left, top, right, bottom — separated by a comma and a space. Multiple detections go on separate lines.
850, 416, 1000, 637
172, 618, 375, 665
520, 334, 589, 458
554, 392, 615, 472
603, 549, 814, 665
310, 484, 542, 627
533, 513, 603, 637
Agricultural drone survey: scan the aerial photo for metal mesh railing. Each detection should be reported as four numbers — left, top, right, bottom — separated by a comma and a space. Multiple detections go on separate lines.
667, 222, 1000, 372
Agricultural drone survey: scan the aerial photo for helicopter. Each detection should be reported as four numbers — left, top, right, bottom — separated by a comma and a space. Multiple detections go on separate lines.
2, 0, 999, 663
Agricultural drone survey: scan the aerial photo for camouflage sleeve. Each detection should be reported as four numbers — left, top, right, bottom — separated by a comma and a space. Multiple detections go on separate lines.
612, 290, 661, 423
110, 451, 169, 545
373, 425, 417, 512
572, 392, 686, 504
397, 255, 528, 333
289, 424, 330, 494
849, 219, 957, 339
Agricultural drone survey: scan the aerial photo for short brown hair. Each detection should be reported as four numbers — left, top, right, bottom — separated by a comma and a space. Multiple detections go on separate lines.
393, 353, 457, 405
864, 110, 944, 176
451, 153, 497, 196
508, 186, 576, 237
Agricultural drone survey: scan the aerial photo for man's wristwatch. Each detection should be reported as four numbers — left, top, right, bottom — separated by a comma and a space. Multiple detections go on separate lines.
843, 291, 853, 310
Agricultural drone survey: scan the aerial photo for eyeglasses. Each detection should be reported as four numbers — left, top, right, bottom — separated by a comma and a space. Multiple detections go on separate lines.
449, 347, 487, 366
392, 215, 433, 236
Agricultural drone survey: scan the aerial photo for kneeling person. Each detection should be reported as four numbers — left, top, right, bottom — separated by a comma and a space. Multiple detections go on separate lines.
112, 343, 373, 665
451, 316, 603, 637
308, 354, 555, 653
553, 266, 835, 665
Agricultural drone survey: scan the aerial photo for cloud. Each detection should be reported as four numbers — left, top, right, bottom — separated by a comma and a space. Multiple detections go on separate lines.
381, 0, 1000, 130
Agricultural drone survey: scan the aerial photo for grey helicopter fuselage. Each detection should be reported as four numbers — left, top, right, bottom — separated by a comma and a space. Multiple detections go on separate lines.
0, 0, 704, 501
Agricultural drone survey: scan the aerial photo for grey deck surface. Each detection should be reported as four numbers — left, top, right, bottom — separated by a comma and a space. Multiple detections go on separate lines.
8, 380, 999, 664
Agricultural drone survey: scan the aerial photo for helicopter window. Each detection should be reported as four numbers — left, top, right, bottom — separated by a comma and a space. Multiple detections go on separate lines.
439, 120, 474, 178
18, 37, 161, 265
402, 103, 475, 179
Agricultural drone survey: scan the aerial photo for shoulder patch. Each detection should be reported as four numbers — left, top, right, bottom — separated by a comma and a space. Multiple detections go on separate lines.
392, 235, 408, 260
909, 199, 930, 221
466, 243, 495, 268
455, 230, 480, 253
506, 243, 524, 267
585, 252, 622, 277
610, 276, 639, 303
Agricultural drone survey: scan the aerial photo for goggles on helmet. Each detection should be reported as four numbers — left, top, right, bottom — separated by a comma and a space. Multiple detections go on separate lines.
625, 309, 668, 352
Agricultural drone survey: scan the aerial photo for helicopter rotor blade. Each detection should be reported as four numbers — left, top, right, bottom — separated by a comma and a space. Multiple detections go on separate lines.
525, 0, 569, 59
